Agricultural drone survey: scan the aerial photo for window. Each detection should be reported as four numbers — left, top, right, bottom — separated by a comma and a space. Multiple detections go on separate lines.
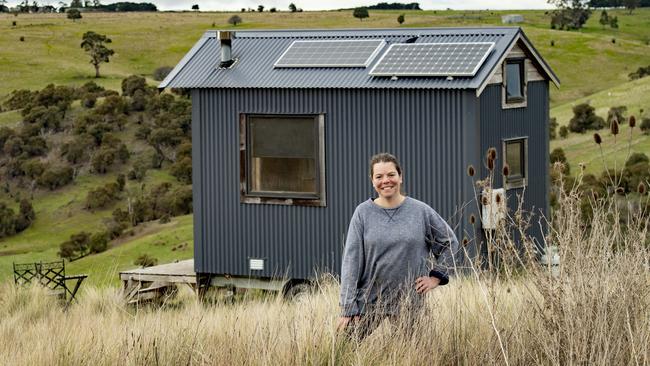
503, 138, 527, 189
503, 59, 526, 108
240, 114, 326, 206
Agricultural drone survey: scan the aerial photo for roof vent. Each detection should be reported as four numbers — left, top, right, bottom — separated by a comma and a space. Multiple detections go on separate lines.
219, 31, 236, 68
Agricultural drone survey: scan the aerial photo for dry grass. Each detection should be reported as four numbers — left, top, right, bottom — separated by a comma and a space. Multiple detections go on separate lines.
0, 188, 648, 365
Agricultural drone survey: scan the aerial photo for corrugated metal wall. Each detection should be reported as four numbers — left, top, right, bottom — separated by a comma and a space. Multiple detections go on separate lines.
479, 81, 550, 246
192, 88, 475, 279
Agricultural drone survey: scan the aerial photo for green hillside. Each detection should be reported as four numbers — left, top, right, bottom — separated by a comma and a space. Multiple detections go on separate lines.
1, 9, 650, 287
1, 9, 650, 106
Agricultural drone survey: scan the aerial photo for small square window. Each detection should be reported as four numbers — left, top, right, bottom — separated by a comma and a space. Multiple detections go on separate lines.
504, 59, 526, 106
503, 138, 527, 189
240, 114, 326, 206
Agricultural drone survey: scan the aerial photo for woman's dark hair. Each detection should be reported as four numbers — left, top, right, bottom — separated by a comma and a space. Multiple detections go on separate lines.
369, 153, 402, 177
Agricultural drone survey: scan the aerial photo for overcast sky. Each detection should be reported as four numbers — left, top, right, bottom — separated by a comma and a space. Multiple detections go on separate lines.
8, 0, 556, 11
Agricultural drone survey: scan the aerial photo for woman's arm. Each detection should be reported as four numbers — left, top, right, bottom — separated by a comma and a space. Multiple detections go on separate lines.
427, 209, 460, 285
340, 208, 364, 317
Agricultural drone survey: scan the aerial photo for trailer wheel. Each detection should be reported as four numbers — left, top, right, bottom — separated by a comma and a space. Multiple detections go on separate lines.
283, 281, 313, 302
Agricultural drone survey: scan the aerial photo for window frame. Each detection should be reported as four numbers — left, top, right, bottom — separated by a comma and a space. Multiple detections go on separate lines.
239, 113, 326, 207
502, 58, 527, 109
502, 137, 528, 190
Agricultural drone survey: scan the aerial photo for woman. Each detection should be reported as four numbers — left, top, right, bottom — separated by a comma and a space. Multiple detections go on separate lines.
338, 153, 459, 336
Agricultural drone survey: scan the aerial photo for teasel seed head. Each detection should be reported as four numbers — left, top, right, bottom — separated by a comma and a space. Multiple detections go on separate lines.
487, 157, 495, 171
462, 237, 469, 246
610, 119, 619, 136
502, 164, 510, 177
638, 182, 646, 195
593, 133, 602, 145
467, 165, 475, 177
629, 115, 636, 128
481, 196, 489, 206
469, 214, 476, 225
495, 193, 502, 204
488, 147, 497, 161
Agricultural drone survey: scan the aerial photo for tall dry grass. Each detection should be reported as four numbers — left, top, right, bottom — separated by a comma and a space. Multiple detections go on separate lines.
0, 186, 648, 365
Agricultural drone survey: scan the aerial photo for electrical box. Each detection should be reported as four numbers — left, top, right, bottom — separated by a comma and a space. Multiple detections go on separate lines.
481, 188, 506, 229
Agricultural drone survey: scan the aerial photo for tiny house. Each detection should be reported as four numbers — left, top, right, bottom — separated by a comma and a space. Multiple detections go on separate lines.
160, 27, 559, 293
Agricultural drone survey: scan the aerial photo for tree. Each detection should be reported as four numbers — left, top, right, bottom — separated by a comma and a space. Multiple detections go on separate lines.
548, 0, 590, 30
549, 117, 558, 139
80, 31, 114, 78
624, 0, 639, 14
568, 103, 605, 133
353, 7, 369, 21
559, 125, 569, 138
257, 4, 264, 12
288, 2, 297, 12
599, 10, 608, 29
191, 4, 198, 10
550, 147, 570, 174
609, 15, 618, 29
70, 0, 81, 7
228, 15, 242, 26
397, 13, 405, 24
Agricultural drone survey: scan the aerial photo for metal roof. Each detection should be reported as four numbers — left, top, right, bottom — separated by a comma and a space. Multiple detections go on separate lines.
159, 27, 559, 91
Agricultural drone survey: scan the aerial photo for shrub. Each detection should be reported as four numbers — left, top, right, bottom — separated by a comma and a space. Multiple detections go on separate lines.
130, 89, 147, 112
89, 232, 108, 253
625, 152, 649, 167
568, 103, 605, 133
3, 89, 36, 111
21, 158, 45, 179
121, 75, 147, 97
91, 147, 116, 174
607, 106, 627, 124
3, 136, 23, 157
134, 254, 158, 267
117, 143, 130, 163
128, 155, 149, 181
0, 127, 16, 150
170, 156, 192, 183
228, 15, 242, 26
85, 184, 119, 209
397, 14, 404, 24
640, 117, 650, 134
135, 125, 152, 140
550, 147, 570, 175
549, 117, 558, 139
79, 81, 106, 95
116, 174, 126, 191
61, 135, 93, 164
37, 165, 74, 190
105, 219, 126, 239
58, 231, 91, 261
153, 66, 173, 81
82, 93, 97, 108
353, 7, 369, 21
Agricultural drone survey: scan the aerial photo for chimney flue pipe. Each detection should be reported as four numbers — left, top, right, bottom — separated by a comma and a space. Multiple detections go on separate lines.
219, 31, 235, 68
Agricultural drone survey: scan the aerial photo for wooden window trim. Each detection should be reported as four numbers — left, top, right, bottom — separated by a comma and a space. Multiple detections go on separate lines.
239, 113, 326, 207
502, 58, 527, 109
502, 137, 528, 190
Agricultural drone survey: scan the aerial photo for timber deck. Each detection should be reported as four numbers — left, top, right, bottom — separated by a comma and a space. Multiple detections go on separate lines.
120, 259, 196, 284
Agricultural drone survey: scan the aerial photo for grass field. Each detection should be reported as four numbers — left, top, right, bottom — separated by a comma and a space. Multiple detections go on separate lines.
1, 9, 650, 106
1, 191, 647, 365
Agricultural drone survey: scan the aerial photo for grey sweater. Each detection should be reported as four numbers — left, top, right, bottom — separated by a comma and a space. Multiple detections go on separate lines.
340, 197, 459, 317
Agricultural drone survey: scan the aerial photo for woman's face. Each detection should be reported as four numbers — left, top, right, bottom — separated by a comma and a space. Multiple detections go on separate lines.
371, 161, 402, 200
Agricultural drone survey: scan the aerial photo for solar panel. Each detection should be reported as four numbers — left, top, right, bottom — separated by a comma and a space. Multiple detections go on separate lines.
274, 40, 386, 68
369, 42, 495, 77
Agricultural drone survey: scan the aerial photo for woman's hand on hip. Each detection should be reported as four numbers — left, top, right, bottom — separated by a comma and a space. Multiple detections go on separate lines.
337, 316, 360, 331
415, 276, 440, 294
